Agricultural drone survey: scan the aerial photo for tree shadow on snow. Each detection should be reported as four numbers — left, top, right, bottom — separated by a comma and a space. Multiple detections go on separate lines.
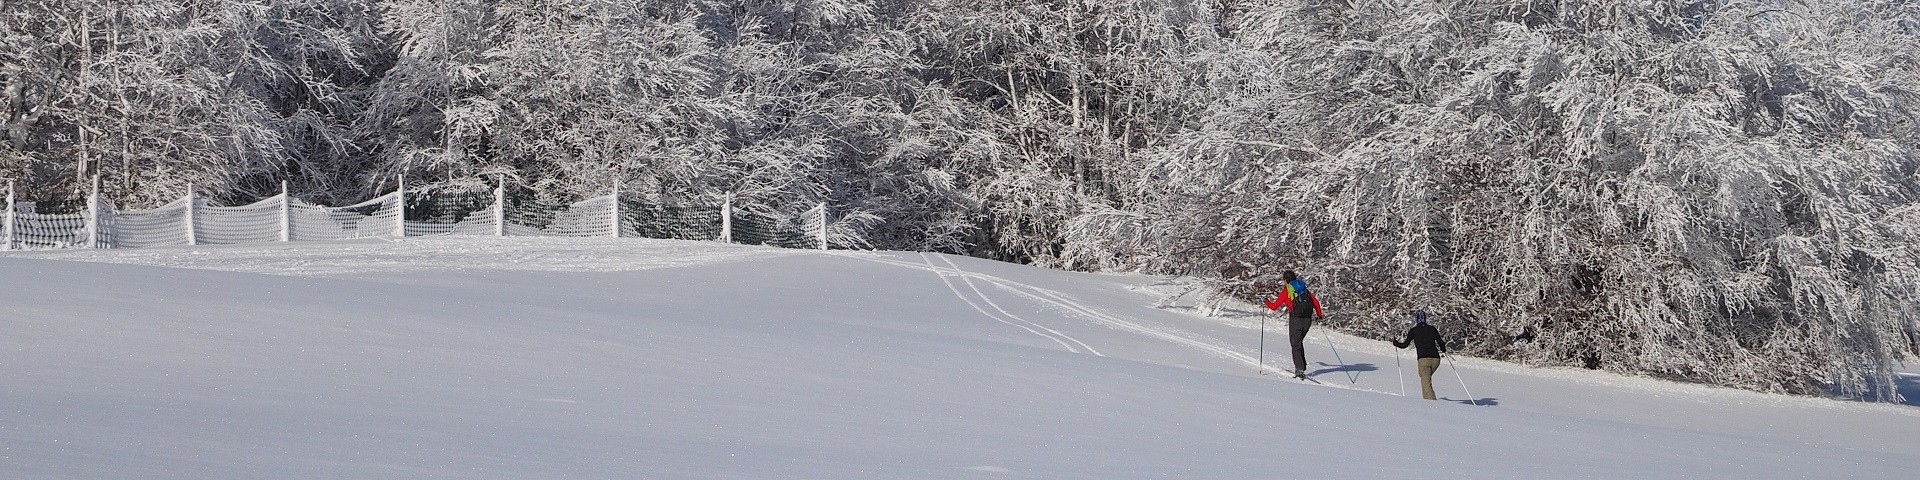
1839, 372, 1919, 406
1897, 374, 1919, 406
1443, 397, 1500, 407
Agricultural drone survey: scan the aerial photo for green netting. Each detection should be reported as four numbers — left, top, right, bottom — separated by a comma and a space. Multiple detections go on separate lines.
730, 210, 813, 249
502, 190, 564, 230
406, 189, 494, 223
336, 202, 384, 216
623, 200, 722, 240
21, 198, 88, 215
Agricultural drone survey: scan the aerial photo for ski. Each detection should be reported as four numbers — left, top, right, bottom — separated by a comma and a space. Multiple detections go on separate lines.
1261, 369, 1323, 384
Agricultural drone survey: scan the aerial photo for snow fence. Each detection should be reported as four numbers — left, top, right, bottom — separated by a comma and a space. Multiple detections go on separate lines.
0, 180, 828, 251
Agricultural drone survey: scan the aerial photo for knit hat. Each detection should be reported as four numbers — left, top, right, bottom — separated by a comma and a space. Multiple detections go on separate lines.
1413, 310, 1429, 324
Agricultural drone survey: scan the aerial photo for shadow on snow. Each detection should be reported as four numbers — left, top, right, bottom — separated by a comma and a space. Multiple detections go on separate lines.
1897, 373, 1919, 407
1307, 362, 1377, 377
1443, 397, 1500, 407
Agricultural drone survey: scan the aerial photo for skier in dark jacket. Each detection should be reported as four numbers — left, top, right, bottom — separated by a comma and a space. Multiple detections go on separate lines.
1391, 310, 1448, 400
1263, 270, 1324, 377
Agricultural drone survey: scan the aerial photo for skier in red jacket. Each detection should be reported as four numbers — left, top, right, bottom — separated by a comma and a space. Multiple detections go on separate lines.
1264, 270, 1324, 377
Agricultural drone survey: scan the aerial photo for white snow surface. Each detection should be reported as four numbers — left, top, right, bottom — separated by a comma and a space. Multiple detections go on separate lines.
3, 237, 1916, 479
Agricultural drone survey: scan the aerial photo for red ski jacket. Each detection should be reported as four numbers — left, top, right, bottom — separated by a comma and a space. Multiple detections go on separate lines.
1264, 282, 1324, 318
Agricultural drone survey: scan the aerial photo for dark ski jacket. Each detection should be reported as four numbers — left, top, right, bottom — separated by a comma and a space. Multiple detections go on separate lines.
1393, 323, 1448, 359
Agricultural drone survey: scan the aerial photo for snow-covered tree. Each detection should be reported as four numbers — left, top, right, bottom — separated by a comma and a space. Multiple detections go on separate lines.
1062, 0, 1920, 399
354, 0, 485, 196
1, 0, 379, 205
3, 0, 1912, 400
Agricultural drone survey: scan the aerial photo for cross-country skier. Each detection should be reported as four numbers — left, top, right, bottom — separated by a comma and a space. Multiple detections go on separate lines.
1263, 270, 1324, 377
1391, 310, 1448, 400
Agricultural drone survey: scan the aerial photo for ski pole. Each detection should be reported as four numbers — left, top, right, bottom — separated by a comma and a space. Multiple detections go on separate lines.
1324, 330, 1355, 384
1258, 309, 1267, 374
1446, 353, 1478, 406
1395, 344, 1406, 397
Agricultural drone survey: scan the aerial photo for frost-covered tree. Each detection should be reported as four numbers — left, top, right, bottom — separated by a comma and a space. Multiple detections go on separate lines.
3, 0, 1912, 400
354, 0, 486, 197
474, 0, 725, 200
1062, 0, 1920, 399
902, 0, 1231, 262
1, 0, 379, 205
237, 0, 385, 202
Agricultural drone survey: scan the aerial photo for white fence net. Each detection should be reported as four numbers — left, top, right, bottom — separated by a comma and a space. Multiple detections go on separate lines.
1, 186, 829, 251
10, 201, 92, 250
292, 193, 403, 242
503, 195, 620, 238
108, 197, 191, 248
198, 195, 287, 245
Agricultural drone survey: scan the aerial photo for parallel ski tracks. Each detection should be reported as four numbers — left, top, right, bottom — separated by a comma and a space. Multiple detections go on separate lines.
862, 252, 1250, 364
834, 251, 1373, 391
920, 252, 1103, 356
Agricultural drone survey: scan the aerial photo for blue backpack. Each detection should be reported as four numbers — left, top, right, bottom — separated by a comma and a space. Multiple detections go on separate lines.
1287, 280, 1314, 317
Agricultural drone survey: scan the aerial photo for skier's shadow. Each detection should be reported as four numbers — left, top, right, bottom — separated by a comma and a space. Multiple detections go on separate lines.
1444, 397, 1500, 407
1307, 362, 1378, 377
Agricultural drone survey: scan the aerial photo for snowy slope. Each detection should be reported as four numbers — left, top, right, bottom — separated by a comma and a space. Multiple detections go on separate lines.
2, 237, 1916, 479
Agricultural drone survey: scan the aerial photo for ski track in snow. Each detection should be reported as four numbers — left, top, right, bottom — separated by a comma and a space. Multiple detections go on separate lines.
11, 237, 1908, 408
919, 252, 1099, 355
8, 236, 1919, 479
847, 251, 1379, 393
11, 239, 1448, 396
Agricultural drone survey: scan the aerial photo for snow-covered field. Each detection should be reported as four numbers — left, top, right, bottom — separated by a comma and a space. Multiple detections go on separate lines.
3, 237, 1916, 479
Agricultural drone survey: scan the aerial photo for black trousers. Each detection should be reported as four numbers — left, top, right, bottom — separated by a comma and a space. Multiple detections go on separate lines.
1288, 318, 1312, 373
